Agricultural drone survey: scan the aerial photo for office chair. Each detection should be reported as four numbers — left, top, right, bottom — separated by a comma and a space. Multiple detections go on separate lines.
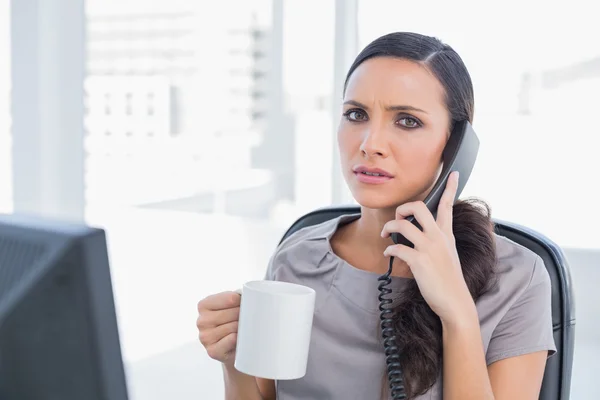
279, 206, 576, 400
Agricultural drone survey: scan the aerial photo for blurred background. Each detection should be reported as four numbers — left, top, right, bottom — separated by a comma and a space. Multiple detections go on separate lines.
1, 0, 598, 398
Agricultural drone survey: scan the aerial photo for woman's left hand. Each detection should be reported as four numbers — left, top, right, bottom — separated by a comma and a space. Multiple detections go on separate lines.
380, 171, 475, 325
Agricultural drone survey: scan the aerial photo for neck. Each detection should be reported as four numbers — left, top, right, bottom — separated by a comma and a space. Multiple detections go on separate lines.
343, 206, 413, 278
355, 206, 396, 251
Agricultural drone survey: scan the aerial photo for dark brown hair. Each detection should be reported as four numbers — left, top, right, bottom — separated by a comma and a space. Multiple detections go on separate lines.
344, 32, 498, 398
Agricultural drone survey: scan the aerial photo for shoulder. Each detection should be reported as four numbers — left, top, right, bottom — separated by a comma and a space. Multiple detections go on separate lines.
493, 233, 550, 293
265, 214, 357, 281
476, 233, 552, 329
482, 233, 557, 363
277, 216, 339, 250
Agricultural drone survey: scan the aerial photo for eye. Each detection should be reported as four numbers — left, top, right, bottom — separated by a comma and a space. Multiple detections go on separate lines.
343, 109, 368, 122
397, 116, 422, 129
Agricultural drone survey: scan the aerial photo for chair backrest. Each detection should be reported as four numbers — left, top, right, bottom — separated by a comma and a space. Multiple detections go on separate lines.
280, 206, 576, 400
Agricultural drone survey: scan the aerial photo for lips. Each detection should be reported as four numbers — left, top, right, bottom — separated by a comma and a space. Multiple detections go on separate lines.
352, 165, 394, 184
352, 166, 393, 178
359, 171, 387, 177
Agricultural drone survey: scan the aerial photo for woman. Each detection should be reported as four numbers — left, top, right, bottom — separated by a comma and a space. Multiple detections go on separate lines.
197, 32, 556, 399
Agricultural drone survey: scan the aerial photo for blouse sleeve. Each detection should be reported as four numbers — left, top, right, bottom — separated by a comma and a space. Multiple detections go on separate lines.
486, 256, 557, 365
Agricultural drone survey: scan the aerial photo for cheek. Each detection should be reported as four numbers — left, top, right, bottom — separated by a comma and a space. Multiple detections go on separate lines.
395, 137, 439, 165
393, 139, 444, 185
402, 146, 440, 169
337, 126, 360, 161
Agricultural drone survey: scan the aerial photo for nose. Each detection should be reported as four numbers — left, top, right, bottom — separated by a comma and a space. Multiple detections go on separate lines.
360, 126, 389, 158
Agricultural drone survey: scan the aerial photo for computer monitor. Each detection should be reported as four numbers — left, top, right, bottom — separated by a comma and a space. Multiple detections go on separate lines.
0, 213, 129, 400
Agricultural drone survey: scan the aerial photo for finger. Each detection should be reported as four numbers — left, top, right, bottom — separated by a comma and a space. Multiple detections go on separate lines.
395, 201, 437, 232
383, 243, 419, 265
199, 320, 239, 347
197, 307, 240, 329
206, 332, 238, 362
436, 171, 459, 234
381, 219, 426, 248
198, 291, 240, 312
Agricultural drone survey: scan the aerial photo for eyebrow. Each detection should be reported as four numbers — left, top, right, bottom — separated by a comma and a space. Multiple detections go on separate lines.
343, 99, 428, 114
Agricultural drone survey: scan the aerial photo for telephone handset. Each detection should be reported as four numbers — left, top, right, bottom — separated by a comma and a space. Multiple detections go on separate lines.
391, 120, 480, 247
379, 121, 480, 399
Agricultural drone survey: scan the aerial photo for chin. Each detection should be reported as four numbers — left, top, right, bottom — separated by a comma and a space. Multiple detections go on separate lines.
350, 188, 403, 210
344, 173, 425, 210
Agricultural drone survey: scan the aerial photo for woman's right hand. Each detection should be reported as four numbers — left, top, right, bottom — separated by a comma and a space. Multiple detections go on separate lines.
198, 292, 276, 400
197, 291, 241, 365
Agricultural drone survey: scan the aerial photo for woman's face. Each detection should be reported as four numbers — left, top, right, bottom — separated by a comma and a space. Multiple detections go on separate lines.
338, 57, 451, 210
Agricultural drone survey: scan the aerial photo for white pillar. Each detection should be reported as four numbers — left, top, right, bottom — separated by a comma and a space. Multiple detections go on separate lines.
331, 0, 358, 205
10, 0, 85, 222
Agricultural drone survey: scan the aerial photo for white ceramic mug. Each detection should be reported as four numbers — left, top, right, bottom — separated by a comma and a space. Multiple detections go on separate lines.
234, 280, 316, 380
